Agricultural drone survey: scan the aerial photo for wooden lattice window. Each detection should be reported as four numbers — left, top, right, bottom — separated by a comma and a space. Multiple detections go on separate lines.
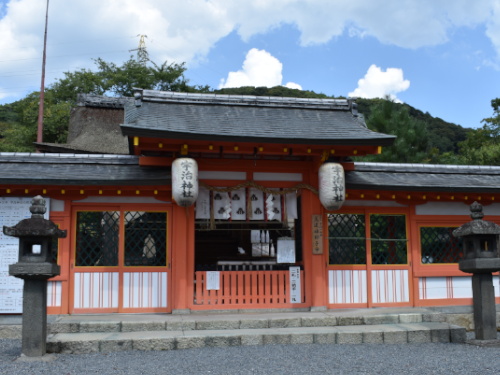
328, 213, 366, 265
75, 211, 119, 267
419, 226, 463, 264
370, 214, 407, 265
75, 210, 167, 267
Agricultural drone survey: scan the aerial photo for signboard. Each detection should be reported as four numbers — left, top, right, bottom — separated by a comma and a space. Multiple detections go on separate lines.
206, 271, 220, 290
277, 238, 295, 263
312, 215, 323, 255
289, 266, 301, 303
0, 197, 50, 313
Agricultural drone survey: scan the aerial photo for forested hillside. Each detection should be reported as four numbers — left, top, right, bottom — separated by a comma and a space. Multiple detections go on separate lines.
1, 53, 496, 165
216, 86, 471, 161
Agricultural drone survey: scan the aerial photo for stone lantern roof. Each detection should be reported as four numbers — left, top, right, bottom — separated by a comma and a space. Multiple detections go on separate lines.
452, 201, 500, 238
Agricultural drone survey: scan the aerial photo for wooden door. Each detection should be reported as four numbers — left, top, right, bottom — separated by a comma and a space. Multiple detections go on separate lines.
70, 204, 172, 313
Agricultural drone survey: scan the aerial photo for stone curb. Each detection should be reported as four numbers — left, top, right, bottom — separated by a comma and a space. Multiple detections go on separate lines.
47, 313, 436, 334
45, 323, 466, 354
2, 311, 486, 340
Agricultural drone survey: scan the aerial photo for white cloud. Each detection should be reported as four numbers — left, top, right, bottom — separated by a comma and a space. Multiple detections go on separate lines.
0, 0, 236, 101
0, 0, 498, 102
221, 0, 497, 49
348, 64, 410, 102
218, 48, 301, 89
284, 82, 302, 90
485, 1, 500, 63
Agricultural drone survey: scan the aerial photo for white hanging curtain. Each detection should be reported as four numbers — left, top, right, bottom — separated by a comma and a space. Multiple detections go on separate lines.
249, 188, 265, 220
230, 188, 246, 220
213, 190, 231, 220
285, 192, 298, 220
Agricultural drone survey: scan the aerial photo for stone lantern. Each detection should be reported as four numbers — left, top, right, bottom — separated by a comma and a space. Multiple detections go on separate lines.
3, 196, 67, 357
453, 201, 500, 341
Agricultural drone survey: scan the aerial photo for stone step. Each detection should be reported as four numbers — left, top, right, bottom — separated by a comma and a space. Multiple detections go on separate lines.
46, 322, 467, 354
47, 311, 443, 335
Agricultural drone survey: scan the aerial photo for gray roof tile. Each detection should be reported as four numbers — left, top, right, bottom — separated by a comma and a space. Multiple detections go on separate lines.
0, 153, 498, 194
121, 89, 395, 146
0, 153, 169, 186
348, 162, 500, 192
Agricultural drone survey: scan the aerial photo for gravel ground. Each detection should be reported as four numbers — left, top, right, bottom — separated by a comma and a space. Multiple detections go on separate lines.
1, 339, 499, 375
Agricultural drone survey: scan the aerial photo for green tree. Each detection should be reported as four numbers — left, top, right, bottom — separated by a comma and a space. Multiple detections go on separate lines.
358, 98, 431, 163
49, 69, 107, 104
50, 56, 191, 103
0, 91, 71, 151
93, 57, 191, 97
457, 98, 500, 165
481, 98, 500, 137
215, 86, 330, 98
0, 54, 193, 151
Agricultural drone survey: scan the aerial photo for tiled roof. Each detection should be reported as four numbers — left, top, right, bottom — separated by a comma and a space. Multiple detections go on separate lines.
347, 162, 500, 193
0, 153, 169, 186
1, 153, 498, 194
121, 89, 396, 146
76, 93, 132, 108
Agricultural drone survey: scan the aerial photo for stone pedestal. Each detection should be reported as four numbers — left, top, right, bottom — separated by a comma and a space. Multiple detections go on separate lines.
21, 279, 48, 357
471, 273, 497, 340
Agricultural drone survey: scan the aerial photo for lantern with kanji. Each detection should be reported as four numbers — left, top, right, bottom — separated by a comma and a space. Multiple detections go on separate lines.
318, 162, 345, 211
172, 157, 199, 207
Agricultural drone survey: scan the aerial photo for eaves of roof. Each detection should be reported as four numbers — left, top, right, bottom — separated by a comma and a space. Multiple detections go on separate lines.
347, 162, 500, 193
0, 153, 170, 186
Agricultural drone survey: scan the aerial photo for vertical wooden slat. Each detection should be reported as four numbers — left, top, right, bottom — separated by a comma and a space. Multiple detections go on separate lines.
239, 273, 245, 304
262, 271, 268, 304
273, 272, 280, 304
282, 271, 288, 303
222, 272, 229, 304
194, 271, 204, 305
193, 270, 306, 307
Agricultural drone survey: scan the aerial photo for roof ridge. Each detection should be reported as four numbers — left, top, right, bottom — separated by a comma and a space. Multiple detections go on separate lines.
77, 93, 131, 108
137, 89, 351, 110
0, 152, 137, 159
354, 162, 500, 172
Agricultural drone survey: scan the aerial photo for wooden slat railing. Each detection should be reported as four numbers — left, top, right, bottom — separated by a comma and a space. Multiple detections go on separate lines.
193, 270, 306, 308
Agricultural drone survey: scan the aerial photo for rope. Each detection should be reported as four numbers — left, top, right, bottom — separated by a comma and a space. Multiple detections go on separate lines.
199, 180, 318, 196
198, 180, 318, 229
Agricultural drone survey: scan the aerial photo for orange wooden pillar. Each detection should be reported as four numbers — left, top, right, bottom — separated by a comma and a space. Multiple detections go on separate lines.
48, 199, 72, 315
407, 204, 420, 307
171, 204, 195, 313
302, 169, 327, 310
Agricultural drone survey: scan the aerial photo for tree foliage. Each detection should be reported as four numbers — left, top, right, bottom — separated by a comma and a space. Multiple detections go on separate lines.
0, 57, 488, 164
356, 98, 469, 155
215, 86, 330, 98
92, 57, 191, 97
0, 53, 193, 151
357, 99, 431, 163
456, 98, 500, 165
0, 91, 71, 151
50, 56, 191, 104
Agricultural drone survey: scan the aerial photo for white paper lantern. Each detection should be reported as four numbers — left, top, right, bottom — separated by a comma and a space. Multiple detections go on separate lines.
318, 162, 345, 211
172, 157, 199, 207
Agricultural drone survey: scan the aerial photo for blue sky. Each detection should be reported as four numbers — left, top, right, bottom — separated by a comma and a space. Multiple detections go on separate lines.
0, 0, 499, 129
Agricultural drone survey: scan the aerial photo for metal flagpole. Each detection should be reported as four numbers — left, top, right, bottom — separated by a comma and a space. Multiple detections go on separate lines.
37, 0, 49, 145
